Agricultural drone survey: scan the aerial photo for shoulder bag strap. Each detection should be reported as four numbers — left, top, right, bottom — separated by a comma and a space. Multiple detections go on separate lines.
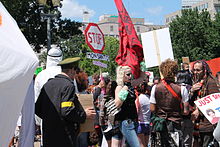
161, 79, 183, 109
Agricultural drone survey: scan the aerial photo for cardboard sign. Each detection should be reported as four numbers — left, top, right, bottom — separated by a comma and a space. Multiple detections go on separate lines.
93, 60, 107, 68
182, 57, 190, 63
77, 94, 95, 132
141, 28, 174, 68
194, 93, 220, 124
86, 52, 109, 61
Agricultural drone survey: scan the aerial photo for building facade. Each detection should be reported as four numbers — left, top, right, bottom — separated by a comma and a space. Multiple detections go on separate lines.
165, 0, 220, 24
182, 0, 204, 9
81, 14, 166, 38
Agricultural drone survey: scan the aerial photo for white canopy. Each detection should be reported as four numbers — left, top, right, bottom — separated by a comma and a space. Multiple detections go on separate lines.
0, 2, 38, 147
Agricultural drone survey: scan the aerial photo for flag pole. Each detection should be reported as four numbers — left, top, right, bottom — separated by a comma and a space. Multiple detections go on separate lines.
153, 30, 163, 79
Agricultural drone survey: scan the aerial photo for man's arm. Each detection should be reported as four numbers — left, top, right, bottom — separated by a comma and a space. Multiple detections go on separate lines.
60, 85, 86, 123
150, 85, 157, 113
150, 104, 156, 113
181, 86, 189, 115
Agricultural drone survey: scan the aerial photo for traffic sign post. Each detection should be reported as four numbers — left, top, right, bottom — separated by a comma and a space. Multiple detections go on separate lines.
84, 23, 105, 53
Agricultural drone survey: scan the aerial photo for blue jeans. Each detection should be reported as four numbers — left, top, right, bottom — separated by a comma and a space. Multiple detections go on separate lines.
119, 119, 140, 147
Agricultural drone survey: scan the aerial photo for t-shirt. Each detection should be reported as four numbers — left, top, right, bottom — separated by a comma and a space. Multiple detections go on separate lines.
150, 85, 189, 104
137, 94, 151, 124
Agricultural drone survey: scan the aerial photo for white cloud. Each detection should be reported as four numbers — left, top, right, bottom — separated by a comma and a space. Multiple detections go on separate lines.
59, 0, 95, 21
146, 6, 163, 15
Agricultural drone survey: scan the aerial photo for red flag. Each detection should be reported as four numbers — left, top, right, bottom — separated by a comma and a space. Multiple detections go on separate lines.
114, 0, 144, 79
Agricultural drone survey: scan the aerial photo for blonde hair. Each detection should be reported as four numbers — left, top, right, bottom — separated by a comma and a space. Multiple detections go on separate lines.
116, 66, 131, 86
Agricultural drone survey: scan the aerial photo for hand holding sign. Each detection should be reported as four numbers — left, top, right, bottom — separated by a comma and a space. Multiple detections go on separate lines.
194, 93, 220, 124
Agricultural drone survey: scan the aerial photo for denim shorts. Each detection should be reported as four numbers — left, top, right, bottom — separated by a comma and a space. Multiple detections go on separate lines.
103, 125, 123, 140
136, 122, 150, 135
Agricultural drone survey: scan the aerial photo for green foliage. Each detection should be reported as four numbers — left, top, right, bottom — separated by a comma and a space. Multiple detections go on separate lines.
59, 34, 85, 59
1, 0, 82, 52
169, 9, 220, 63
52, 18, 82, 44
80, 36, 119, 79
2, 0, 46, 51
60, 35, 119, 78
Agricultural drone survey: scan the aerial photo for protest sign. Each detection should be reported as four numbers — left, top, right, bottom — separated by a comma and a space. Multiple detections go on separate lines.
93, 60, 108, 68
141, 28, 174, 68
194, 93, 220, 124
86, 52, 109, 61
85, 23, 105, 53
77, 94, 94, 132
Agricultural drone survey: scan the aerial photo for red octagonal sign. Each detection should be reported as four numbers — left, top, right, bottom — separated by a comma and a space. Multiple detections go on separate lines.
84, 23, 105, 54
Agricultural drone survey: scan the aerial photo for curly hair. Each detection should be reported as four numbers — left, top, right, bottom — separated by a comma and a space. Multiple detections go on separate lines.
159, 59, 178, 80
116, 66, 131, 86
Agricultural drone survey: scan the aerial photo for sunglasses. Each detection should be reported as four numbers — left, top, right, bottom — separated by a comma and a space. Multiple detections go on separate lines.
194, 69, 203, 72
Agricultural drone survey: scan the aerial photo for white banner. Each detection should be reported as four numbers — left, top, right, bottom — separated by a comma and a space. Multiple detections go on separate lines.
141, 28, 174, 68
194, 93, 220, 124
93, 60, 107, 68
0, 2, 38, 147
86, 52, 109, 61
19, 81, 35, 147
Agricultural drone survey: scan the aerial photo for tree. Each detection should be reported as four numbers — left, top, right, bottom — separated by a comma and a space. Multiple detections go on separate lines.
77, 36, 119, 79
169, 9, 220, 63
1, 0, 82, 52
2, 0, 46, 51
53, 18, 82, 42
59, 34, 86, 59
59, 35, 119, 78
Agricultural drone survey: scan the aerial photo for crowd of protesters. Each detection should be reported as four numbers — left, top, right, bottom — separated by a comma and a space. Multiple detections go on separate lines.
9, 47, 220, 147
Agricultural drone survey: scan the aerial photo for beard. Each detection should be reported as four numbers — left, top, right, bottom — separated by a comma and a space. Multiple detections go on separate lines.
194, 73, 204, 83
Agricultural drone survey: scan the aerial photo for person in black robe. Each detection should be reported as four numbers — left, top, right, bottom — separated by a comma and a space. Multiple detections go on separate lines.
35, 57, 96, 147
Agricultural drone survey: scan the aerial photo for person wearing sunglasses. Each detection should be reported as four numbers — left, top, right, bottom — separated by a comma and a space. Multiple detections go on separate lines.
114, 65, 140, 147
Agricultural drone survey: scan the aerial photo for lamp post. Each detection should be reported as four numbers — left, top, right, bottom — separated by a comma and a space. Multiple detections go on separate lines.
37, 0, 61, 52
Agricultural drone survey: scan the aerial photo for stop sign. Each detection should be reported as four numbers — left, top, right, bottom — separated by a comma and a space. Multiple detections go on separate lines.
84, 23, 105, 53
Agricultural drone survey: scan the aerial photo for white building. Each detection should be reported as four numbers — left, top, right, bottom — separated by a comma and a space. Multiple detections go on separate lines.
81, 14, 166, 38
182, 0, 204, 9
165, 0, 220, 24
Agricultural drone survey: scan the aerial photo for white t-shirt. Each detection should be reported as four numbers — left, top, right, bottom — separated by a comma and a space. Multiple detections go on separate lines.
137, 94, 151, 124
149, 84, 189, 104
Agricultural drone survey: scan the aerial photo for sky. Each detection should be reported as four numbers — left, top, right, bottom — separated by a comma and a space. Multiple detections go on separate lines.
59, 0, 182, 25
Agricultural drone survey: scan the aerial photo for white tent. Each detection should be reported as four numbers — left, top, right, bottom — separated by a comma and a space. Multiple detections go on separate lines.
0, 2, 38, 147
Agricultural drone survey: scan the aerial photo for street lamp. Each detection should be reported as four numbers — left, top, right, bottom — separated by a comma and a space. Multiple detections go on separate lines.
37, 0, 62, 52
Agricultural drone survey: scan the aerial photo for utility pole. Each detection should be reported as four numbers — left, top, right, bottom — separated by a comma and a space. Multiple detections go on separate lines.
40, 11, 57, 51
37, 0, 62, 52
